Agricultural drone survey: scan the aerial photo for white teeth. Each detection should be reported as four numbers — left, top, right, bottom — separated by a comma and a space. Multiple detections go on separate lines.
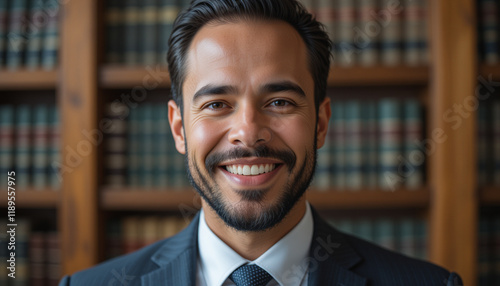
225, 164, 277, 176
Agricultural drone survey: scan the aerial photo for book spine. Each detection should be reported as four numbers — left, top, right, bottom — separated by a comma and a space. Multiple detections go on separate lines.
127, 107, 140, 186
124, 0, 141, 66
122, 216, 142, 253
32, 105, 49, 189
316, 0, 336, 63
48, 105, 61, 189
481, 0, 499, 64
314, 101, 332, 190
6, 0, 28, 69
380, 0, 402, 66
415, 218, 427, 260
403, 0, 420, 66
331, 102, 346, 189
363, 101, 378, 188
106, 0, 124, 64
29, 232, 46, 286
106, 218, 123, 259
374, 217, 396, 251
0, 221, 8, 286
355, 219, 374, 242
141, 0, 158, 65
0, 0, 8, 67
141, 104, 155, 188
403, 99, 424, 189
141, 216, 159, 247
173, 149, 186, 188
0, 105, 15, 188
24, 0, 44, 69
104, 102, 128, 188
493, 100, 500, 186
15, 105, 32, 189
41, 0, 60, 70
358, 0, 378, 66
378, 99, 403, 190
478, 217, 491, 286
154, 104, 170, 187
157, 0, 180, 66
345, 101, 363, 189
477, 103, 489, 187
336, 0, 356, 66
14, 219, 31, 286
399, 218, 417, 258
46, 231, 61, 286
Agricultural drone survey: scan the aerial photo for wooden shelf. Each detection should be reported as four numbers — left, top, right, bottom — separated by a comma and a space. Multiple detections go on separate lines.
480, 64, 500, 80
0, 189, 60, 208
101, 187, 430, 211
100, 65, 428, 89
480, 186, 500, 205
327, 66, 429, 86
307, 188, 430, 210
0, 69, 58, 89
100, 65, 171, 88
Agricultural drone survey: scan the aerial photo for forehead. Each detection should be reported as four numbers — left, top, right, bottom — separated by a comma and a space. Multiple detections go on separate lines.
183, 19, 312, 95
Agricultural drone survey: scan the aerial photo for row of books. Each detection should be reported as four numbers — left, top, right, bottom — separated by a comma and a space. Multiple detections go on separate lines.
104, 102, 189, 188
105, 0, 190, 66
0, 219, 61, 286
106, 215, 191, 259
478, 214, 500, 286
0, 104, 61, 190
477, 100, 500, 187
0, 0, 60, 70
313, 98, 424, 191
328, 216, 427, 260
299, 0, 428, 66
478, 0, 500, 65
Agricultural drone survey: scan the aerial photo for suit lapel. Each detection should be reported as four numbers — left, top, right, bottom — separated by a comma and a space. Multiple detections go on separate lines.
308, 208, 367, 286
141, 213, 200, 286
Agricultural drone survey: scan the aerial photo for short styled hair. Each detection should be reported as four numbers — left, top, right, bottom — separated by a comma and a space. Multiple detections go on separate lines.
167, 0, 332, 113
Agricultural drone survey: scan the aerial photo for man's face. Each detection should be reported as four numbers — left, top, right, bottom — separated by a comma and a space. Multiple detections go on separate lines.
169, 19, 330, 231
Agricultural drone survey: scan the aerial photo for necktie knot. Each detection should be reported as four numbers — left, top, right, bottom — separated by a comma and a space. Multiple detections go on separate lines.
229, 264, 273, 286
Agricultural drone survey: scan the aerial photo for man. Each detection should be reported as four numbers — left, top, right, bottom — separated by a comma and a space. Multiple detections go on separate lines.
60, 0, 462, 285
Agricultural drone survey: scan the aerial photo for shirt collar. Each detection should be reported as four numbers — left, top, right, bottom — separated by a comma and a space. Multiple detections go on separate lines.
197, 202, 313, 286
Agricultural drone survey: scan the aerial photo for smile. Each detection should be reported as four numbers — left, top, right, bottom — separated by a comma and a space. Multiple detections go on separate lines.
225, 164, 277, 176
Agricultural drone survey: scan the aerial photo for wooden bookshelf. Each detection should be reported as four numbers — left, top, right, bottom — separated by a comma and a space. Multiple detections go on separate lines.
100, 65, 171, 88
480, 64, 500, 80
0, 69, 58, 89
480, 186, 500, 205
0, 189, 60, 208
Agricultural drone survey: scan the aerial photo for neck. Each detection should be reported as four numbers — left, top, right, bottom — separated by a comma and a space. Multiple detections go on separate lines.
202, 197, 307, 261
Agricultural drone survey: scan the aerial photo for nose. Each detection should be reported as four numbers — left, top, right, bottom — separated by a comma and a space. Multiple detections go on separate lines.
227, 103, 272, 147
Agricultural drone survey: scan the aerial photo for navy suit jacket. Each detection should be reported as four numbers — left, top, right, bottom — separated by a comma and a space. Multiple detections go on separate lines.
59, 208, 463, 286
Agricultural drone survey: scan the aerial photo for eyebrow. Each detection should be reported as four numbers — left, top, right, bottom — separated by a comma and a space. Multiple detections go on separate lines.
192, 80, 306, 103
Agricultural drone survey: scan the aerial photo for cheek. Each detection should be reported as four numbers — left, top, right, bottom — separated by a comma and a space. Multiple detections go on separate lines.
187, 118, 228, 162
270, 115, 316, 152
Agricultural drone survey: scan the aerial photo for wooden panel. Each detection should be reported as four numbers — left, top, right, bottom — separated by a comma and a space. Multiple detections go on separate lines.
101, 188, 429, 210
428, 0, 478, 284
0, 189, 60, 208
100, 65, 171, 88
58, 0, 100, 275
480, 186, 500, 205
0, 70, 57, 89
480, 64, 500, 80
328, 66, 428, 86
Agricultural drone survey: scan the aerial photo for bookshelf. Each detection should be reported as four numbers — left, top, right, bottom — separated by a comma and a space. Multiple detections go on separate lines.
0, 0, 490, 285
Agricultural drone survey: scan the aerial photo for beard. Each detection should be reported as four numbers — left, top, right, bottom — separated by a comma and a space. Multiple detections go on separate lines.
184, 140, 317, 232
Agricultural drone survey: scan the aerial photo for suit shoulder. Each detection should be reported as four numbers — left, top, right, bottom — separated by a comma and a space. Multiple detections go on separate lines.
61, 238, 168, 286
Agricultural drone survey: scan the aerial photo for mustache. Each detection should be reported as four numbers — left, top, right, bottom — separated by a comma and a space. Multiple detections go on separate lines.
205, 145, 296, 176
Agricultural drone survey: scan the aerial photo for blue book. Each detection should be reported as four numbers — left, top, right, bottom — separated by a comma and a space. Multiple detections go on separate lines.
157, 0, 180, 66
15, 105, 32, 189
141, 104, 155, 188
358, 0, 378, 66
336, 0, 356, 66
415, 218, 427, 260
344, 101, 363, 190
32, 105, 49, 189
24, 0, 45, 69
0, 105, 15, 188
0, 0, 8, 67
124, 0, 141, 66
331, 102, 346, 189
399, 218, 417, 258
41, 0, 60, 70
127, 106, 140, 186
404, 99, 424, 189
314, 100, 332, 190
378, 99, 403, 191
480, 0, 499, 64
355, 219, 374, 243
380, 0, 402, 65
106, 0, 124, 64
6, 0, 28, 69
153, 104, 170, 187
48, 105, 61, 189
374, 218, 397, 252
104, 102, 128, 188
140, 0, 158, 65
362, 101, 378, 189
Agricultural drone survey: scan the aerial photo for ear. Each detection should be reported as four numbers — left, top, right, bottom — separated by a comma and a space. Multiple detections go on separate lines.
316, 97, 331, 149
168, 99, 186, 154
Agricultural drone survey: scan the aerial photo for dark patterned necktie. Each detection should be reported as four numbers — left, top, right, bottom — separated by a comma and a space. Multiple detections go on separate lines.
229, 264, 273, 286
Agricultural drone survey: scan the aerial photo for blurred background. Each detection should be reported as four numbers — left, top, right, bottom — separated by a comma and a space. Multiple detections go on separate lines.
0, 0, 498, 285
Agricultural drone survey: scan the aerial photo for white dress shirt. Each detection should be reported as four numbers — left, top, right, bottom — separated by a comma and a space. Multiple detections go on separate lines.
196, 202, 313, 286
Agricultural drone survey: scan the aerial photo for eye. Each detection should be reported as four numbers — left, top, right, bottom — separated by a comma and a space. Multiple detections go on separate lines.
269, 99, 292, 107
206, 102, 228, 110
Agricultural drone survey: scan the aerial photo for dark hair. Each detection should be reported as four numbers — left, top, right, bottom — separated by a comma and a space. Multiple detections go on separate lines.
167, 0, 332, 113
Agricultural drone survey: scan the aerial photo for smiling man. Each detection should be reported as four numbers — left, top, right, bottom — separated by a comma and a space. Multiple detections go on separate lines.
60, 0, 462, 285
